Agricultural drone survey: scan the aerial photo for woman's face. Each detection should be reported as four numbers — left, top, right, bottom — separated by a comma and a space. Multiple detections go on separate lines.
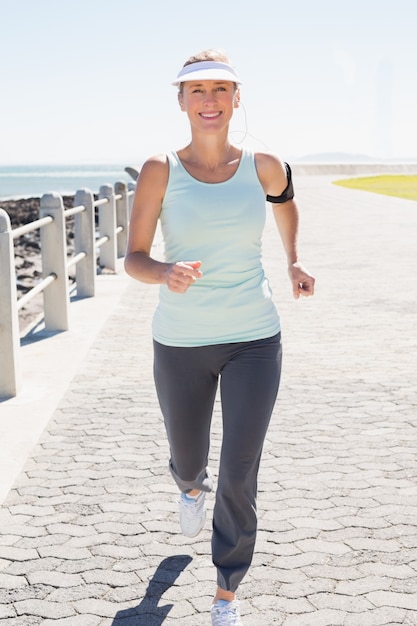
178, 80, 239, 133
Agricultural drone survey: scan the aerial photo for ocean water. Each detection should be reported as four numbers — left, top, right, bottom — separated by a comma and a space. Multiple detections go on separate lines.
0, 163, 139, 200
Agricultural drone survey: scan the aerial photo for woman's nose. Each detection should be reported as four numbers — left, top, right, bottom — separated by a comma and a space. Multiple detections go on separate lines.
202, 91, 217, 104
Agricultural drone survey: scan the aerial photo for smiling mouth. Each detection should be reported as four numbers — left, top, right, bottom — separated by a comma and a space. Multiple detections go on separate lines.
199, 112, 222, 119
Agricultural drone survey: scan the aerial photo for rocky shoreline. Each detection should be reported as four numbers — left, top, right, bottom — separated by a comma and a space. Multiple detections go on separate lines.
0, 196, 77, 333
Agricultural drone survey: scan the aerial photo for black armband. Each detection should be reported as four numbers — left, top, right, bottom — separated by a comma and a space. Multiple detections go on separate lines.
266, 162, 294, 203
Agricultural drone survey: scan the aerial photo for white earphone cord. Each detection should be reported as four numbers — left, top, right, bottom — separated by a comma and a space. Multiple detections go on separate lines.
230, 101, 272, 151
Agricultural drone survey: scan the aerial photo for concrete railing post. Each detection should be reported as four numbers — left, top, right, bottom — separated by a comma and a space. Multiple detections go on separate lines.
74, 188, 96, 297
114, 181, 129, 257
40, 193, 70, 331
0, 209, 21, 397
98, 184, 117, 271
128, 182, 136, 218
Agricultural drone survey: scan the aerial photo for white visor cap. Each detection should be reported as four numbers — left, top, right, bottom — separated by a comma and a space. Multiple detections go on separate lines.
172, 61, 242, 87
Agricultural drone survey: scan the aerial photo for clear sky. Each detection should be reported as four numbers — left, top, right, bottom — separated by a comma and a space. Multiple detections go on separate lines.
1, 0, 417, 165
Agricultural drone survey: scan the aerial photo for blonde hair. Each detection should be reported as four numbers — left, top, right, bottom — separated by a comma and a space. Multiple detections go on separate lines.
178, 49, 238, 93
182, 49, 231, 67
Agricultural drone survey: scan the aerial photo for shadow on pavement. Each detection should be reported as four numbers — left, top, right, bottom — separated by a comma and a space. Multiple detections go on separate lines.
111, 554, 193, 625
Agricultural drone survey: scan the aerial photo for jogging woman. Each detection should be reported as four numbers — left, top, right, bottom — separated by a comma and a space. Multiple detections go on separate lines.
125, 49, 315, 625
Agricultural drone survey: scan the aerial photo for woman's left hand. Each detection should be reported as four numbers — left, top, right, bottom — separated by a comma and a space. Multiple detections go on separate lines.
288, 262, 315, 299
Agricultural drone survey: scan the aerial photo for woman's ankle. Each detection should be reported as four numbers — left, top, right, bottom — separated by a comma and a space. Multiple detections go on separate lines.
214, 587, 236, 603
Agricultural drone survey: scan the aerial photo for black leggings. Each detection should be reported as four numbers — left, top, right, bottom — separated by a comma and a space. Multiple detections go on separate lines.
153, 332, 282, 592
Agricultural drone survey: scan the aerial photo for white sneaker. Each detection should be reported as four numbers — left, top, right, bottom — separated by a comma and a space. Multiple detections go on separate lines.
179, 491, 206, 537
211, 600, 243, 625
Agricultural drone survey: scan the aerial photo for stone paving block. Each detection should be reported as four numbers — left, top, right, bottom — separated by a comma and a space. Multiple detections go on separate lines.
336, 576, 392, 596
294, 539, 350, 555
258, 540, 301, 558
242, 612, 286, 626
45, 583, 109, 603
367, 590, 417, 611
100, 502, 147, 514
54, 556, 116, 575
261, 506, 314, 521
251, 565, 309, 585
344, 537, 402, 553
0, 573, 28, 589
384, 549, 417, 568
0, 534, 20, 546
11, 487, 54, 503
0, 546, 39, 561
26, 571, 83, 587
282, 608, 347, 625
336, 514, 395, 530
66, 533, 119, 549
252, 594, 314, 614
30, 513, 81, 528
91, 545, 143, 560
16, 534, 70, 550
358, 562, 416, 580
14, 599, 76, 619
404, 610, 417, 625
390, 577, 417, 593
398, 535, 417, 549
0, 603, 16, 618
0, 510, 29, 524
73, 598, 134, 618
37, 546, 91, 560
100, 616, 161, 626
320, 527, 373, 543
344, 606, 408, 626
289, 517, 343, 531
43, 616, 102, 626
102, 584, 150, 604
278, 578, 336, 599
91, 522, 145, 536
46, 523, 98, 537
270, 551, 330, 570
81, 569, 140, 587
365, 526, 408, 542
0, 583, 54, 604
309, 590, 376, 612
3, 557, 58, 577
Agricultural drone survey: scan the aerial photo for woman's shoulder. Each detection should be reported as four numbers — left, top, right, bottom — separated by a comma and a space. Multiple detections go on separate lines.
254, 151, 286, 173
253, 152, 288, 196
133, 153, 171, 200
138, 153, 170, 182
142, 152, 170, 169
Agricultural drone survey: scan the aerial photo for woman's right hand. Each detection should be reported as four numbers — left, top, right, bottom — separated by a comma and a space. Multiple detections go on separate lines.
164, 261, 203, 293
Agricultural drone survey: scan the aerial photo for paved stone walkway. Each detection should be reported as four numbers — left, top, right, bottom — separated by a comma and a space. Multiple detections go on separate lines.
1, 176, 416, 625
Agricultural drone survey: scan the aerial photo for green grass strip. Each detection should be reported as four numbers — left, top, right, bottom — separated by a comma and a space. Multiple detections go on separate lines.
333, 174, 417, 202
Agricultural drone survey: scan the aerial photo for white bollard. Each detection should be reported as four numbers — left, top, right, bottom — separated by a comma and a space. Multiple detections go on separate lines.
0, 209, 21, 397
98, 184, 117, 271
115, 181, 129, 258
127, 181, 136, 217
40, 193, 70, 331
74, 188, 96, 297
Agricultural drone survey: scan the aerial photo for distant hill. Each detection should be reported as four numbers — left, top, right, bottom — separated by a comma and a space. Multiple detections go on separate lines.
293, 152, 417, 163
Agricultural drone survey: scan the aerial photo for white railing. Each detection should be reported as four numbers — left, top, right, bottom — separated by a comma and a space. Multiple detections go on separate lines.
0, 181, 135, 398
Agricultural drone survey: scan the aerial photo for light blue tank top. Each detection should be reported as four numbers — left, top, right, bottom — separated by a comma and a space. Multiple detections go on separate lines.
152, 148, 280, 346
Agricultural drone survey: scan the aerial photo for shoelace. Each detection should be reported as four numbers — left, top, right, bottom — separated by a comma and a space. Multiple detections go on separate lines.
181, 500, 200, 515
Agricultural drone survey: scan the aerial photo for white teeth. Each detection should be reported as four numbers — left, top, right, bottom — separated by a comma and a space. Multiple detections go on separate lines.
200, 112, 220, 118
